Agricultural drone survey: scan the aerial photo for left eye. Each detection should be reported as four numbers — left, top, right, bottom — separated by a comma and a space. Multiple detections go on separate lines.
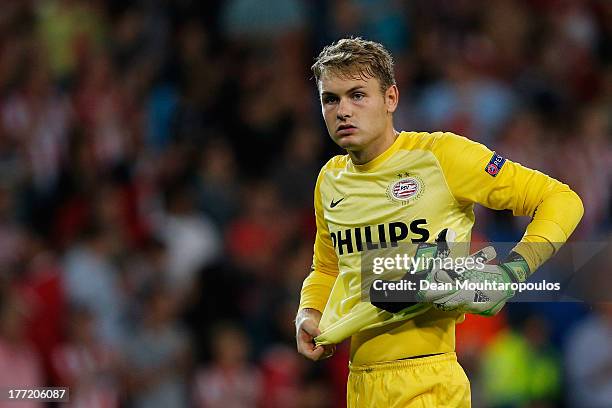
352, 93, 364, 100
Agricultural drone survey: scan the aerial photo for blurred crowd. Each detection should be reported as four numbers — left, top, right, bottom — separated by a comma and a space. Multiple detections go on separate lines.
0, 0, 610, 407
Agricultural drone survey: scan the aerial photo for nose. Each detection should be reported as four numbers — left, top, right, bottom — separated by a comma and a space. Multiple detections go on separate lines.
336, 97, 352, 120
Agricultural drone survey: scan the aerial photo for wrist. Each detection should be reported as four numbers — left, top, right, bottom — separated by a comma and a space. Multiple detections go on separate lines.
296, 308, 322, 326
501, 251, 531, 283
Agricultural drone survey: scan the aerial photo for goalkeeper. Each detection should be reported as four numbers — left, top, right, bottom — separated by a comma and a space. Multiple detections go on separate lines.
295, 37, 583, 407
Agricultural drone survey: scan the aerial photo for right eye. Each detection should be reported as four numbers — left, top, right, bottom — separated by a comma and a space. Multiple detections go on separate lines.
323, 95, 338, 104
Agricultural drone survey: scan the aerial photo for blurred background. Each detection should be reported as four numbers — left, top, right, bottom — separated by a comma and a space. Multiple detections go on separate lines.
0, 0, 610, 407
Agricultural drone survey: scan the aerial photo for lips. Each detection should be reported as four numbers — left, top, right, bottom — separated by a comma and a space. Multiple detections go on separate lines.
336, 124, 357, 136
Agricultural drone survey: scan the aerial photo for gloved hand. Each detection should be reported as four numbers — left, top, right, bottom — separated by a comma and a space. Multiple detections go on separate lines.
369, 229, 453, 313
370, 229, 531, 316
418, 231, 530, 316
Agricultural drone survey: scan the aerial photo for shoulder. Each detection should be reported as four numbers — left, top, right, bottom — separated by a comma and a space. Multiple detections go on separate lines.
317, 154, 349, 179
400, 132, 494, 171
397, 131, 478, 152
313, 155, 348, 194
314, 155, 348, 202
322, 154, 349, 171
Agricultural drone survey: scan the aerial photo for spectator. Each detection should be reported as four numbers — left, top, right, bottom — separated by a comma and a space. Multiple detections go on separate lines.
123, 284, 191, 408
0, 2, 608, 406
0, 285, 44, 408
193, 322, 262, 407
52, 305, 120, 407
565, 303, 612, 408
158, 182, 221, 293
63, 223, 126, 345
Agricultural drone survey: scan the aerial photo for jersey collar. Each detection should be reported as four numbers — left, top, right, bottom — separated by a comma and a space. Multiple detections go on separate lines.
350, 131, 405, 172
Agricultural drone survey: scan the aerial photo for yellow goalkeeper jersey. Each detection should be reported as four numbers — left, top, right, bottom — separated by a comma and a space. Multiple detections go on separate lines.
299, 131, 583, 365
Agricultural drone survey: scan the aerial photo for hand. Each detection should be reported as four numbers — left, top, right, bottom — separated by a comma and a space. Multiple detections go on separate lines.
369, 230, 450, 313
418, 233, 530, 316
295, 308, 336, 360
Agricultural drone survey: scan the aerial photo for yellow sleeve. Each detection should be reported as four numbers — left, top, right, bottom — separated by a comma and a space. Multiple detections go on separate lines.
431, 132, 584, 272
298, 166, 340, 313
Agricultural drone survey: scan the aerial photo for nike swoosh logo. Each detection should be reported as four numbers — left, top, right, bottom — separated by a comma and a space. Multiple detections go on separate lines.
330, 198, 345, 208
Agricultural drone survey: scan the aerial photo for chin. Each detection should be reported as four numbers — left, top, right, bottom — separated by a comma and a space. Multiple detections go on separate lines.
334, 135, 363, 150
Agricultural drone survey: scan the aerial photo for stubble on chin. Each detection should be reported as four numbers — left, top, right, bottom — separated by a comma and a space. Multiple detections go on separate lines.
334, 135, 359, 150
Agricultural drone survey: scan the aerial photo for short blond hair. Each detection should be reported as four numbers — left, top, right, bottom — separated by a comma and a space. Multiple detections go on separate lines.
311, 37, 396, 94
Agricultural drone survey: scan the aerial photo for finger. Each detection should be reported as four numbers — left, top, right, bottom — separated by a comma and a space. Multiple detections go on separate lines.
468, 246, 497, 264
319, 344, 336, 360
298, 329, 317, 350
433, 292, 469, 312
300, 319, 321, 337
301, 345, 325, 361
297, 340, 316, 358
297, 333, 314, 350
419, 286, 456, 302
418, 272, 458, 302
408, 242, 437, 275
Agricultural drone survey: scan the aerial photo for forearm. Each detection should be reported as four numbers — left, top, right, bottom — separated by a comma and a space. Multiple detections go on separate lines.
298, 269, 336, 313
513, 188, 584, 273
432, 133, 583, 272
296, 307, 322, 325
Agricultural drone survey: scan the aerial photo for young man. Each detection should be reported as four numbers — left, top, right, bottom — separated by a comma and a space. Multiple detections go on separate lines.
295, 38, 583, 407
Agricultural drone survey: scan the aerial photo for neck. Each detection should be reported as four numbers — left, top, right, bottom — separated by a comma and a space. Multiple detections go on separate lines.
348, 126, 399, 165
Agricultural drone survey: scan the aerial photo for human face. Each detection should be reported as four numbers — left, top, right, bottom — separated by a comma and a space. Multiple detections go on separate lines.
319, 72, 398, 162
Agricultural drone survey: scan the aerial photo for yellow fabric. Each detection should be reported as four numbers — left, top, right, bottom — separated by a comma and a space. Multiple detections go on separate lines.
428, 132, 583, 270
298, 131, 583, 364
347, 352, 471, 408
298, 166, 341, 313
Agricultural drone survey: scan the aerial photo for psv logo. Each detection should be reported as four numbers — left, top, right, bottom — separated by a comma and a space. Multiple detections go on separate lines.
387, 176, 423, 204
392, 179, 418, 200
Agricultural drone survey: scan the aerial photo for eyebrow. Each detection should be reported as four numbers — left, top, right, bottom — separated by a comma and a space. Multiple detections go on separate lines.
321, 85, 365, 96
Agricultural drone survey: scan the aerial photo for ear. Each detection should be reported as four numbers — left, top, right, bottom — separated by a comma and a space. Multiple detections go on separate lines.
385, 84, 399, 113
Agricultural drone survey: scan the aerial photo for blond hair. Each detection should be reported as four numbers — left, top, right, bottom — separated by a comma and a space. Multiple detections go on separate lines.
311, 37, 396, 94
